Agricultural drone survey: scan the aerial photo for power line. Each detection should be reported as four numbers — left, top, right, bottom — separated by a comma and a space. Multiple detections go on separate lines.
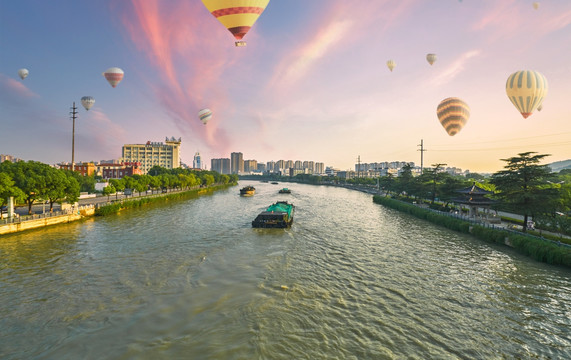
430, 132, 571, 147
429, 141, 571, 152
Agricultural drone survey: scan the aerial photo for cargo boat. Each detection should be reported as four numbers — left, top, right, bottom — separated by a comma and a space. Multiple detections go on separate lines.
240, 186, 256, 196
252, 201, 294, 228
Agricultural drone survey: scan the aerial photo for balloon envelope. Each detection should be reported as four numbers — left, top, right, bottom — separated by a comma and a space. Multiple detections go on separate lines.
103, 67, 124, 88
437, 97, 470, 136
386, 60, 396, 72
81, 96, 95, 111
533, 2, 540, 10
201, 0, 270, 46
198, 108, 213, 125
426, 54, 437, 65
18, 68, 29, 80
505, 70, 548, 119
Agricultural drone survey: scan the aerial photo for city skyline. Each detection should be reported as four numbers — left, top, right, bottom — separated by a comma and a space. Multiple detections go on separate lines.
1, 1, 570, 173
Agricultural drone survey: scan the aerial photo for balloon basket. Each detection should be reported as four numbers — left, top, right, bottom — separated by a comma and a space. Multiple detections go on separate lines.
235, 41, 247, 47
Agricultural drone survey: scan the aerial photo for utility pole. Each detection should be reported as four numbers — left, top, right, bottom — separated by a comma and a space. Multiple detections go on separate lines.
70, 102, 79, 171
417, 139, 426, 174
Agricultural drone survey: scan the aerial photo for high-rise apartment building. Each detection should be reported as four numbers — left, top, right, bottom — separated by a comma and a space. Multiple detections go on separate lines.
193, 152, 201, 169
314, 162, 324, 174
244, 160, 257, 173
231, 152, 244, 174
211, 158, 231, 174
122, 137, 181, 174
275, 160, 285, 171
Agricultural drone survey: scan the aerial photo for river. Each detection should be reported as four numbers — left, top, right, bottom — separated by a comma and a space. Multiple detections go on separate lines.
1, 181, 569, 359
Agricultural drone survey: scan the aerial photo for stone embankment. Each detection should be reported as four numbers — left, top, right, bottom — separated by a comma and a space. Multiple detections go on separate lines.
0, 206, 95, 235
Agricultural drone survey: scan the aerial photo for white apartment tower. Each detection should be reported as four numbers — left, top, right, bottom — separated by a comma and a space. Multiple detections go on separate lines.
193, 152, 202, 169
122, 137, 181, 174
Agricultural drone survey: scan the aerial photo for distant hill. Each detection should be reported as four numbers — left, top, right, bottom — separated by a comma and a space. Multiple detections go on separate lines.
548, 159, 571, 172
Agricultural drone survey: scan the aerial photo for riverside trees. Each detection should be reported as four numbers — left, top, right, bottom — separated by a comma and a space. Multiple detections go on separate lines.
0, 160, 79, 214
491, 152, 564, 233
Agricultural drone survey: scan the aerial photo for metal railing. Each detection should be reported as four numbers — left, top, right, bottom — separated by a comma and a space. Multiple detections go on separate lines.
0, 205, 94, 226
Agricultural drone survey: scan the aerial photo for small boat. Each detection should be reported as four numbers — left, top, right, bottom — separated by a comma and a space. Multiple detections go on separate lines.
278, 188, 291, 194
252, 201, 294, 228
271, 182, 279, 185
240, 185, 256, 196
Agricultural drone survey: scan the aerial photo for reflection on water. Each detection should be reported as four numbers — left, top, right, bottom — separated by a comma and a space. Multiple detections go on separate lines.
1, 182, 569, 359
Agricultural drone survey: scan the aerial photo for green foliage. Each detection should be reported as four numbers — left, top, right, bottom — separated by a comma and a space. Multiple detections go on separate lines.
95, 184, 232, 216
491, 152, 555, 232
372, 195, 571, 267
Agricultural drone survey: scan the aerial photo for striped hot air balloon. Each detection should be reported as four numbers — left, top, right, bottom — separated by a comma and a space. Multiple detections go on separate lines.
426, 53, 437, 65
505, 70, 548, 119
386, 60, 396, 72
202, 0, 270, 47
103, 67, 124, 88
436, 97, 470, 136
198, 108, 213, 125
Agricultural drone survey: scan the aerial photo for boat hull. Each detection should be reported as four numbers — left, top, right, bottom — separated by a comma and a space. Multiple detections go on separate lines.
252, 201, 294, 228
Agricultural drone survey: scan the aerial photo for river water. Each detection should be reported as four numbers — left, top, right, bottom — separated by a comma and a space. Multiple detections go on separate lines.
1, 181, 569, 359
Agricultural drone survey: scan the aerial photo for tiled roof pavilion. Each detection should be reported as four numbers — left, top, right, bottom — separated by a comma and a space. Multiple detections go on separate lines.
454, 183, 497, 218
454, 184, 496, 206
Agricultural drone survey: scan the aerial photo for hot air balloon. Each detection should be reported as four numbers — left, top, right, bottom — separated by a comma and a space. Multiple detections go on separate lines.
533, 2, 540, 10
426, 54, 437, 65
81, 96, 95, 111
437, 97, 470, 136
198, 108, 213, 125
103, 67, 124, 88
386, 60, 396, 72
505, 70, 548, 119
18, 68, 29, 80
201, 0, 270, 47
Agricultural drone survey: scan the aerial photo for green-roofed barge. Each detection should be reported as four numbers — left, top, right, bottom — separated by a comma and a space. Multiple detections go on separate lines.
252, 201, 294, 228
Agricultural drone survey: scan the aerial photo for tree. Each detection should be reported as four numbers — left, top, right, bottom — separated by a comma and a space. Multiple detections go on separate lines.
0, 161, 50, 214
102, 185, 116, 201
45, 167, 79, 212
109, 178, 125, 200
0, 172, 25, 208
491, 152, 555, 232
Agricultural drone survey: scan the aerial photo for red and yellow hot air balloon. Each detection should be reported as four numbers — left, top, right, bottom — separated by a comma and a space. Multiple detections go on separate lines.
437, 97, 470, 136
201, 0, 270, 47
505, 70, 548, 119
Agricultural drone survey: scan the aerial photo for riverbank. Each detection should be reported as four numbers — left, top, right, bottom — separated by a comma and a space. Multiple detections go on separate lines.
0, 183, 236, 236
373, 195, 571, 267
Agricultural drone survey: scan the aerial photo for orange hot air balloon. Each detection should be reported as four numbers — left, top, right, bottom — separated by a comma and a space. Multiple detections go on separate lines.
437, 97, 470, 136
202, 0, 270, 47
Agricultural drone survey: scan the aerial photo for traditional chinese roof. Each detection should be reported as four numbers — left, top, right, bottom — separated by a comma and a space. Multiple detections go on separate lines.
455, 183, 494, 195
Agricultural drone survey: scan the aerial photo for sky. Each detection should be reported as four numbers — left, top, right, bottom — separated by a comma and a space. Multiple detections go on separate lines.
1, 0, 570, 174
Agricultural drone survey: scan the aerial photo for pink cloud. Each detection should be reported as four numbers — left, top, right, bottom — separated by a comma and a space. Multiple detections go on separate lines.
268, 0, 416, 92
0, 74, 39, 99
430, 50, 481, 87
120, 0, 237, 155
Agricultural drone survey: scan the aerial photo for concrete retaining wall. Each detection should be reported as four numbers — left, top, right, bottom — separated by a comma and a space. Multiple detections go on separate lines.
0, 208, 95, 235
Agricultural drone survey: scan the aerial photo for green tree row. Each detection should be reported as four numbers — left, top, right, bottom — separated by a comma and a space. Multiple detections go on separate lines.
0, 161, 238, 214
100, 166, 238, 201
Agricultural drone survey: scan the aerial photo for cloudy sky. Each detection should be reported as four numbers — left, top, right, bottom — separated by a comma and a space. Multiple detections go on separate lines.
1, 0, 570, 173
